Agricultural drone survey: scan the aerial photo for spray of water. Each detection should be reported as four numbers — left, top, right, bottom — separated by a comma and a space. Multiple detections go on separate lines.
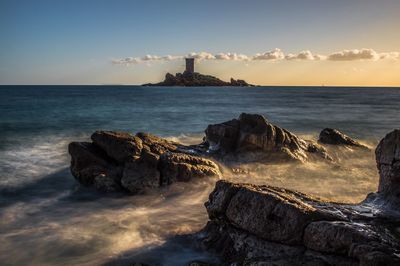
0, 133, 380, 265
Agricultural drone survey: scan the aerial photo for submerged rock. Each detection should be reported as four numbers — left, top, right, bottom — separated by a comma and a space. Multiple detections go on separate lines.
68, 131, 221, 193
205, 113, 331, 162
319, 128, 370, 149
198, 129, 400, 265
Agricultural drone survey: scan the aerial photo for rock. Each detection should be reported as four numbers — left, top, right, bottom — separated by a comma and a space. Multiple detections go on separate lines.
205, 113, 331, 162
199, 180, 400, 265
69, 132, 220, 193
318, 128, 369, 149
159, 153, 221, 185
91, 131, 143, 163
143, 71, 254, 87
121, 160, 160, 194
93, 174, 121, 192
198, 130, 400, 265
375, 129, 400, 204
68, 142, 120, 186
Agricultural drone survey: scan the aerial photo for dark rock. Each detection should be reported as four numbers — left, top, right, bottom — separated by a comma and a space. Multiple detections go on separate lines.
68, 132, 221, 193
199, 180, 400, 265
319, 128, 369, 149
159, 152, 221, 185
68, 142, 120, 186
121, 160, 160, 194
198, 129, 400, 265
205, 113, 331, 162
91, 131, 143, 163
143, 72, 254, 87
375, 129, 400, 205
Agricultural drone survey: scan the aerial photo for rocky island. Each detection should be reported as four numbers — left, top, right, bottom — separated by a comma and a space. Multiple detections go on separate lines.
142, 58, 254, 87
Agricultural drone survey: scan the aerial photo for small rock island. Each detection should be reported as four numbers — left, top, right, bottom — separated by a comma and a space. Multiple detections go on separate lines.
143, 58, 254, 86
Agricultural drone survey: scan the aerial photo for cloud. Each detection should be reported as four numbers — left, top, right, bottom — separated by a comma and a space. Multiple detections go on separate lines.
112, 57, 141, 65
285, 50, 326, 61
186, 52, 215, 60
252, 48, 285, 60
327, 48, 381, 61
215, 52, 250, 61
112, 48, 399, 65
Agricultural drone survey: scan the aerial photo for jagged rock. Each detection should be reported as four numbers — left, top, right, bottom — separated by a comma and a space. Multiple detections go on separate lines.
68, 142, 120, 186
68, 131, 221, 193
205, 113, 331, 162
91, 131, 143, 163
197, 129, 400, 265
159, 153, 221, 185
199, 180, 400, 265
375, 129, 400, 205
319, 128, 369, 149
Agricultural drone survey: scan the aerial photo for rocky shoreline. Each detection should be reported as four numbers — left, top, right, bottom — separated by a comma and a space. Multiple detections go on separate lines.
68, 114, 399, 265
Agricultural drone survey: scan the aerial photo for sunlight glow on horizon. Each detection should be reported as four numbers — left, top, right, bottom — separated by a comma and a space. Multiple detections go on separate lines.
1, 0, 399, 86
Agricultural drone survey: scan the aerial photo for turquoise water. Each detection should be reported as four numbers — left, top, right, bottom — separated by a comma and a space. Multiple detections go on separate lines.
0, 85, 399, 265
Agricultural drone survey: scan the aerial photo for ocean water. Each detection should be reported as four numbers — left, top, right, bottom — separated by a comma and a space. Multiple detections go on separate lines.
0, 85, 400, 265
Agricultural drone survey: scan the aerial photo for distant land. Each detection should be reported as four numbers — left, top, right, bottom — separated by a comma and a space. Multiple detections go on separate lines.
142, 58, 254, 87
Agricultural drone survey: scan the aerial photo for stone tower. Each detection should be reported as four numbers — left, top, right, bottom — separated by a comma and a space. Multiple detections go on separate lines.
185, 58, 195, 74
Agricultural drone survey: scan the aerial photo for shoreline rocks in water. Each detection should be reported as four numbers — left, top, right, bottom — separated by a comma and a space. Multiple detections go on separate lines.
319, 128, 370, 150
205, 113, 332, 162
197, 129, 400, 266
68, 131, 221, 193
142, 71, 254, 87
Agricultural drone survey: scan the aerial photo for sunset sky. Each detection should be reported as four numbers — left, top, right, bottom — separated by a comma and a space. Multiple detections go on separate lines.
1, 0, 399, 86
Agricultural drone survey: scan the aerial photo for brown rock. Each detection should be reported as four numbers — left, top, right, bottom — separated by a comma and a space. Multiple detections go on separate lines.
68, 142, 119, 186
205, 113, 331, 162
91, 131, 143, 163
319, 128, 369, 149
69, 131, 220, 194
159, 152, 221, 184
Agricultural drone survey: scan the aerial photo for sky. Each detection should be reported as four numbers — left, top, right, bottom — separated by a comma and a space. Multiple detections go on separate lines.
0, 0, 399, 86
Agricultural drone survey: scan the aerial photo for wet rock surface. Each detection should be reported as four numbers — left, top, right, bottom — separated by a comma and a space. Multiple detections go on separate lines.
199, 180, 400, 265
197, 129, 400, 265
319, 128, 370, 149
68, 131, 221, 193
205, 113, 331, 162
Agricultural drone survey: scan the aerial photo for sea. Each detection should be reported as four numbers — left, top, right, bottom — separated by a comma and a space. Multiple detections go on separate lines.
0, 85, 399, 265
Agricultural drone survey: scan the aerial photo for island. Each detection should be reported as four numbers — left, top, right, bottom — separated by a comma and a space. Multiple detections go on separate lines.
142, 58, 254, 86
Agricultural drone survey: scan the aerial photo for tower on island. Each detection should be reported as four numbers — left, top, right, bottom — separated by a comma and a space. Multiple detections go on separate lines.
185, 58, 195, 74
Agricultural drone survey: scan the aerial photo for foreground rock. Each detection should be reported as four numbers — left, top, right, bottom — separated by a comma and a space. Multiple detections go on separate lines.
205, 113, 331, 162
319, 128, 370, 150
374, 129, 400, 206
69, 131, 221, 193
197, 129, 400, 265
143, 71, 254, 87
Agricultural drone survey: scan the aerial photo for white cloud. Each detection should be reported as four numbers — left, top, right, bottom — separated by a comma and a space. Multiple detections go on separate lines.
252, 48, 285, 60
285, 50, 326, 61
112, 48, 399, 65
186, 52, 215, 60
327, 48, 380, 61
